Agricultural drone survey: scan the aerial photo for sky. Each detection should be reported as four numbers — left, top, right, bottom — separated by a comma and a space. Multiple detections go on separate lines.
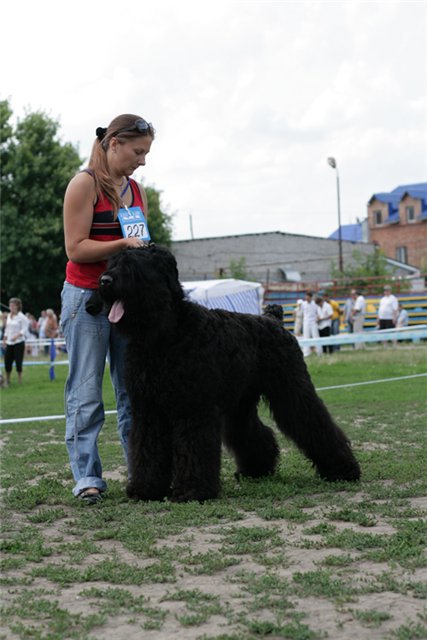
2, 0, 426, 241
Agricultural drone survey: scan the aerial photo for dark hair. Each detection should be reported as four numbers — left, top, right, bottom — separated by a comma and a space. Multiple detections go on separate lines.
88, 114, 155, 214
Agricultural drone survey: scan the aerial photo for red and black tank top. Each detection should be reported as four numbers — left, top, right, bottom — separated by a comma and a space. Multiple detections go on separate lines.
65, 175, 145, 289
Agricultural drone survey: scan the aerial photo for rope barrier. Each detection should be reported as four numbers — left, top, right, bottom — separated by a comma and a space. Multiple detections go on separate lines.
0, 410, 117, 426
317, 372, 427, 391
1, 373, 426, 425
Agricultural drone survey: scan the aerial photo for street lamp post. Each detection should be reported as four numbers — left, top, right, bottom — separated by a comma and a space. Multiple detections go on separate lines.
327, 157, 344, 273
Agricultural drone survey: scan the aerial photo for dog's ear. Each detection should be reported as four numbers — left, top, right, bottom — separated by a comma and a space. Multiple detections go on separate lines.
151, 246, 184, 299
153, 245, 177, 268
163, 255, 182, 298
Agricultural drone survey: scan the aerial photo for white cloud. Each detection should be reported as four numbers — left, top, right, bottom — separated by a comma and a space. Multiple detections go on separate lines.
1, 0, 426, 241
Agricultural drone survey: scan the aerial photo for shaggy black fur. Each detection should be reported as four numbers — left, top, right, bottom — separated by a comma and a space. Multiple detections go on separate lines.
263, 304, 285, 324
98, 245, 360, 502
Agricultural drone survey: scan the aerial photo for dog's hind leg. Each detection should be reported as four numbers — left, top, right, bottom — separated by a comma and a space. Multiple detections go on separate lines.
265, 342, 360, 481
170, 418, 222, 503
223, 402, 280, 478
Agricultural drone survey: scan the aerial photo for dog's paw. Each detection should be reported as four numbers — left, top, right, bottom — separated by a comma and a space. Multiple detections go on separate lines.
170, 487, 219, 503
317, 461, 361, 482
126, 483, 170, 501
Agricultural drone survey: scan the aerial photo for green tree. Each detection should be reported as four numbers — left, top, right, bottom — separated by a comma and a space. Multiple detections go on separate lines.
227, 256, 249, 280
330, 248, 408, 295
1, 102, 82, 315
1, 102, 174, 314
145, 186, 173, 247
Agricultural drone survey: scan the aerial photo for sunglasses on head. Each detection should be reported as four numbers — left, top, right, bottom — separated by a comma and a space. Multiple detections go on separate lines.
110, 119, 154, 137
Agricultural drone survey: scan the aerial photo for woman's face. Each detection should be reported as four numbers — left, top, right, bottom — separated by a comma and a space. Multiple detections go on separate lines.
9, 302, 19, 314
108, 135, 153, 177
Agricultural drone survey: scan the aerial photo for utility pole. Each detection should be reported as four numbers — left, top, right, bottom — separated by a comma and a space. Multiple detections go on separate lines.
327, 157, 344, 272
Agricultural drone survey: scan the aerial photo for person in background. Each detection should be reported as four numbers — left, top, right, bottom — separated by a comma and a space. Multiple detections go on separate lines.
344, 290, 355, 334
292, 298, 304, 337
38, 310, 48, 355
25, 313, 39, 355
323, 292, 342, 351
394, 302, 409, 346
61, 113, 155, 504
2, 298, 28, 386
0, 311, 8, 356
44, 309, 59, 341
377, 285, 399, 347
377, 285, 399, 329
302, 291, 321, 357
316, 295, 333, 354
396, 302, 409, 328
351, 289, 366, 349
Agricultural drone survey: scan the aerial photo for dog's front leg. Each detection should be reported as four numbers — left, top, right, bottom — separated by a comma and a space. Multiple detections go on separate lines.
170, 418, 222, 503
126, 412, 173, 501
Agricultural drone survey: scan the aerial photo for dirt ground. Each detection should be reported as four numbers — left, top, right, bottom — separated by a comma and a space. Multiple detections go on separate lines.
1, 478, 426, 640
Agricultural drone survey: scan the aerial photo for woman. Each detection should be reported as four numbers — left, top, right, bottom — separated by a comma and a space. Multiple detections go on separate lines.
44, 309, 59, 340
2, 298, 28, 386
315, 295, 333, 354
61, 114, 155, 503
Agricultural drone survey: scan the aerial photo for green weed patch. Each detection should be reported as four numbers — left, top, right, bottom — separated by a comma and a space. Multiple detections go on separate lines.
1, 347, 426, 638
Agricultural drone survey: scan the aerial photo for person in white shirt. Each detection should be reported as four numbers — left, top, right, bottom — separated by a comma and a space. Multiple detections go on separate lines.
316, 296, 333, 354
2, 297, 28, 386
344, 292, 355, 334
377, 286, 399, 329
292, 299, 304, 337
301, 291, 321, 357
396, 303, 409, 328
351, 289, 366, 349
394, 302, 409, 346
38, 310, 49, 355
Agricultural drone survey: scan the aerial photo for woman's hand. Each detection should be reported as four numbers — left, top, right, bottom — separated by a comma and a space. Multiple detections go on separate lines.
122, 237, 150, 248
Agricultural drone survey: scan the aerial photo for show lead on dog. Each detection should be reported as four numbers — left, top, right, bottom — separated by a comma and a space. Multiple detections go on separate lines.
61, 114, 155, 504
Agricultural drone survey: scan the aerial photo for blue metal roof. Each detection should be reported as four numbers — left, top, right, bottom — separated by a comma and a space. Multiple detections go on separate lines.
390, 183, 427, 197
368, 182, 427, 222
328, 224, 363, 242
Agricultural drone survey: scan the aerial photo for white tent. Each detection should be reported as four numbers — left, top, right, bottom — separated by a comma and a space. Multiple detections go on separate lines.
181, 279, 264, 315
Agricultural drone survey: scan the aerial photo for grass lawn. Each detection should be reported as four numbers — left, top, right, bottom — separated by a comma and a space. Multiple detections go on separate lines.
1, 345, 426, 639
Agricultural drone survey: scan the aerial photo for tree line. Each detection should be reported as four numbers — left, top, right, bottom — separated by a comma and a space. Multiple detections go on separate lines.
0, 100, 173, 315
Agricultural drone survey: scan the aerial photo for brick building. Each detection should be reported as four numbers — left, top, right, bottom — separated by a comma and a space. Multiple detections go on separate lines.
367, 183, 427, 269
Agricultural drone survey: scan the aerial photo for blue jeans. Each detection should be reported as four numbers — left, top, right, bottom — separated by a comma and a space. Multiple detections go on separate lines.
61, 282, 132, 497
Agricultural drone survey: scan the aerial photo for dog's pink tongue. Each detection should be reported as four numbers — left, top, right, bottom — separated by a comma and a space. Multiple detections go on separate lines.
108, 301, 125, 323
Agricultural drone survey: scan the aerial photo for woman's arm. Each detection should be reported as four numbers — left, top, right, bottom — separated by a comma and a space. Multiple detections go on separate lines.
2, 316, 10, 343
64, 173, 144, 263
17, 315, 28, 340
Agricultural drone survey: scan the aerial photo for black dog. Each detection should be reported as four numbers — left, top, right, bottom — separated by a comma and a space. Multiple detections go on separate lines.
263, 304, 285, 324
98, 245, 360, 502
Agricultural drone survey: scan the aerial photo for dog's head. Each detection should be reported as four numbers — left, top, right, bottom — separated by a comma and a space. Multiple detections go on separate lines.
98, 245, 184, 333
263, 304, 284, 324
